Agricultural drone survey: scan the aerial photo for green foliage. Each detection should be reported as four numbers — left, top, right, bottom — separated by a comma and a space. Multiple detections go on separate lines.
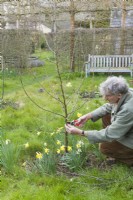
60, 151, 86, 172
34, 152, 58, 175
0, 139, 21, 174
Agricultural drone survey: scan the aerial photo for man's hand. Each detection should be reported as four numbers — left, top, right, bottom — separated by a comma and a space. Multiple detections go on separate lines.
65, 123, 83, 136
77, 113, 92, 127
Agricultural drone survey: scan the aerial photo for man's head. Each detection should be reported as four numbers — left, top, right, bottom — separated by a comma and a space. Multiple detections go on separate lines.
99, 76, 129, 104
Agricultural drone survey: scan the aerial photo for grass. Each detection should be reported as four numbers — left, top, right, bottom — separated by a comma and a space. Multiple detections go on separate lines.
1, 50, 133, 200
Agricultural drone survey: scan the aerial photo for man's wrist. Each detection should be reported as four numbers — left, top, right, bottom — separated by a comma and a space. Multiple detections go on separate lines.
86, 113, 92, 120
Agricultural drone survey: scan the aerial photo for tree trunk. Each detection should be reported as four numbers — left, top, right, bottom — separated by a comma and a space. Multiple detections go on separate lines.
120, 0, 126, 54
70, 0, 75, 72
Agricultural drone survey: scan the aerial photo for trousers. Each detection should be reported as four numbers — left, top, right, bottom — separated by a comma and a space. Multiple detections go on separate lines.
99, 114, 133, 166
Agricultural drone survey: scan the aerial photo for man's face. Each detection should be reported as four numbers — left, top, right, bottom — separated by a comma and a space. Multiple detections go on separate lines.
104, 94, 122, 104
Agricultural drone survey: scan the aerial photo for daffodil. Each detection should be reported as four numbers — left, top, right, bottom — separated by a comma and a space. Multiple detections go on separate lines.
24, 142, 29, 148
77, 112, 82, 117
76, 149, 82, 154
66, 82, 72, 87
22, 162, 26, 167
57, 149, 61, 154
44, 142, 47, 146
56, 140, 61, 145
76, 141, 84, 149
5, 139, 11, 145
78, 140, 84, 146
68, 146, 72, 152
60, 145, 65, 152
37, 131, 41, 136
36, 152, 43, 159
44, 148, 49, 154
76, 143, 81, 149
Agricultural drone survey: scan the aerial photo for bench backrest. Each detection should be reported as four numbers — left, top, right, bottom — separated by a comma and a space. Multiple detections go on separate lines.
88, 54, 133, 68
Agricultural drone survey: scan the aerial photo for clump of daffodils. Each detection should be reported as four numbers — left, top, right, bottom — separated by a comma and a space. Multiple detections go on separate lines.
56, 139, 72, 154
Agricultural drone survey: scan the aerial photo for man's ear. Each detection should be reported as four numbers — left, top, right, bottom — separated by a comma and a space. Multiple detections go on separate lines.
118, 94, 122, 98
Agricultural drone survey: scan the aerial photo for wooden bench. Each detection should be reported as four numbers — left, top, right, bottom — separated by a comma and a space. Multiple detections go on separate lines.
85, 54, 133, 77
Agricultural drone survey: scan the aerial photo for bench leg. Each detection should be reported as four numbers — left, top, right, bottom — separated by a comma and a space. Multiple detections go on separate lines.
85, 63, 90, 77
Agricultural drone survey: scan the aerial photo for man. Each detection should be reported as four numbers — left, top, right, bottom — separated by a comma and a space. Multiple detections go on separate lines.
65, 76, 133, 166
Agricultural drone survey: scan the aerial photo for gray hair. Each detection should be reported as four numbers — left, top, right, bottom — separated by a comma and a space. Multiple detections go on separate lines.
99, 76, 129, 96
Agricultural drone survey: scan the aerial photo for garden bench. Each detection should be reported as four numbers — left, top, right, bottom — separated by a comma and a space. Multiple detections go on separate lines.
85, 54, 133, 77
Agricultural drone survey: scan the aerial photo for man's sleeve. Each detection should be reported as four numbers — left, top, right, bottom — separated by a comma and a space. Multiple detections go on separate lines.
85, 108, 133, 143
91, 103, 112, 122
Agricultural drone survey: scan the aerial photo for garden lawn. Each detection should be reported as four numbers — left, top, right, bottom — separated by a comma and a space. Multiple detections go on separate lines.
1, 50, 133, 200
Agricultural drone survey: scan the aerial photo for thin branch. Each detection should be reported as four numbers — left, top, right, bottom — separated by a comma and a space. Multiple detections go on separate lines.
19, 71, 65, 118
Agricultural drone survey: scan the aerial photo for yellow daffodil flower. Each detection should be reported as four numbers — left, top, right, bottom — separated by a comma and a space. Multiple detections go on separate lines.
77, 112, 82, 117
5, 139, 11, 145
44, 142, 47, 146
56, 140, 61, 145
24, 142, 29, 148
66, 82, 72, 87
57, 149, 61, 154
22, 162, 26, 167
44, 148, 49, 154
37, 131, 41, 136
76, 143, 81, 149
60, 145, 65, 151
68, 146, 72, 152
36, 152, 43, 159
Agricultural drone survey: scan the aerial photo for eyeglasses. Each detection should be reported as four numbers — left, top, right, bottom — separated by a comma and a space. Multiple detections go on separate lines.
104, 93, 115, 97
